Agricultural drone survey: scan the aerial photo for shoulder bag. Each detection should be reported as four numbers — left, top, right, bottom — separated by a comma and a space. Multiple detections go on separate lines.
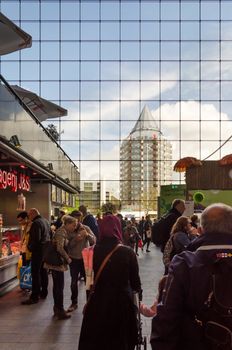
83, 243, 122, 314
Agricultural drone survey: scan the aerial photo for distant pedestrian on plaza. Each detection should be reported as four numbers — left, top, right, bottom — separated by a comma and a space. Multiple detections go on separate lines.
143, 215, 152, 252
138, 216, 145, 241
67, 210, 96, 312
78, 214, 142, 350
21, 208, 50, 305
44, 215, 77, 320
79, 205, 99, 240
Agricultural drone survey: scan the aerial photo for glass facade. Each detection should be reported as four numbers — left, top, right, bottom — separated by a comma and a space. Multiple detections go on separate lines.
1, 0, 231, 212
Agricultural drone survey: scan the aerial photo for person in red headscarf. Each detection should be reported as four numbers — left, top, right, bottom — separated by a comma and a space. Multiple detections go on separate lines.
78, 214, 142, 350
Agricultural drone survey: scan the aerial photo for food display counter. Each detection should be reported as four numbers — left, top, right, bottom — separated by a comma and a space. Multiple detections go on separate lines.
0, 227, 21, 291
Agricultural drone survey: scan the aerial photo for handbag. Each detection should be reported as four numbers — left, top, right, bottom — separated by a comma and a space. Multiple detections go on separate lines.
83, 243, 122, 314
43, 241, 63, 266
20, 263, 32, 290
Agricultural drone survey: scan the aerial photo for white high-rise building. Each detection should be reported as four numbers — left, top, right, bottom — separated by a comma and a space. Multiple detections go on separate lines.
120, 105, 172, 212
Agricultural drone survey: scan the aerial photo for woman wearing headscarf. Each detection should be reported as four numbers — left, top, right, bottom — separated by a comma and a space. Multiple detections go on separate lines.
78, 214, 142, 350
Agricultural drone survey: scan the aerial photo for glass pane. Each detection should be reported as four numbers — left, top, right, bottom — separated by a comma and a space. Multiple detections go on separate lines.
121, 62, 140, 81
61, 2, 79, 20
161, 42, 180, 60
41, 62, 59, 80
80, 121, 99, 140
181, 22, 199, 40
121, 2, 139, 20
121, 42, 140, 60
41, 42, 60, 60
221, 82, 232, 101
41, 23, 59, 40
101, 22, 119, 40
141, 42, 160, 61
181, 62, 199, 80
101, 122, 119, 140
81, 23, 99, 40
181, 82, 199, 100
201, 121, 220, 140
121, 22, 140, 41
81, 62, 99, 80
221, 2, 232, 20
201, 82, 220, 101
141, 82, 159, 100
141, 22, 159, 40
101, 141, 120, 160
161, 1, 179, 20
101, 42, 120, 60
80, 142, 99, 161
121, 82, 140, 101
181, 42, 199, 60
101, 102, 120, 121
181, 122, 199, 140
101, 82, 119, 100
141, 2, 159, 20
201, 22, 219, 40
80, 102, 99, 121
61, 22, 79, 40
81, 2, 100, 20
81, 42, 100, 60
61, 82, 79, 100
221, 22, 232, 40
101, 62, 120, 80
141, 62, 159, 80
81, 82, 99, 100
41, 2, 59, 20
201, 2, 219, 20
201, 41, 219, 60
161, 22, 179, 40
201, 62, 219, 81
181, 2, 199, 20
61, 62, 79, 81
101, 2, 120, 20
21, 62, 40, 80
61, 42, 79, 60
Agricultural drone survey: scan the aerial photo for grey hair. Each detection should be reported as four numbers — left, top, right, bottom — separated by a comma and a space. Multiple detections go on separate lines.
200, 203, 232, 234
62, 215, 77, 226
171, 199, 185, 209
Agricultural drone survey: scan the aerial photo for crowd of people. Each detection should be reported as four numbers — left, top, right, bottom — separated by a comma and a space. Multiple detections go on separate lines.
17, 200, 232, 349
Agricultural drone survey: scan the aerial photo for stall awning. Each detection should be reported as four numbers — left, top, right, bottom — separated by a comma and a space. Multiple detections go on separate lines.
11, 85, 67, 122
0, 12, 32, 55
0, 136, 78, 194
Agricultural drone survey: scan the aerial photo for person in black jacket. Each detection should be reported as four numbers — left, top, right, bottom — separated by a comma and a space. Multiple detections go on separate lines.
151, 203, 232, 350
21, 208, 50, 305
78, 214, 142, 350
157, 199, 186, 252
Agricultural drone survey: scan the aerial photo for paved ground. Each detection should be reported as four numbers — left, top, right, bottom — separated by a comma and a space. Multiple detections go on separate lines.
0, 244, 163, 350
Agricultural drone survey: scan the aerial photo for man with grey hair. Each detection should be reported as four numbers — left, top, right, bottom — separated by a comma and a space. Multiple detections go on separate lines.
151, 203, 232, 350
21, 208, 50, 305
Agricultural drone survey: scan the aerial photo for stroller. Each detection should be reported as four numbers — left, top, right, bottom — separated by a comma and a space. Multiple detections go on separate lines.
133, 292, 147, 350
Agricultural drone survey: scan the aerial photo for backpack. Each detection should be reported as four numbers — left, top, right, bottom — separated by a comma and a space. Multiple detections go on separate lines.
152, 214, 171, 248
198, 258, 232, 350
162, 236, 176, 268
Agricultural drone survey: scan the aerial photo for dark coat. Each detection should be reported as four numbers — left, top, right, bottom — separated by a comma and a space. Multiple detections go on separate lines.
28, 215, 50, 256
78, 238, 142, 350
160, 208, 182, 252
83, 214, 99, 240
151, 232, 232, 350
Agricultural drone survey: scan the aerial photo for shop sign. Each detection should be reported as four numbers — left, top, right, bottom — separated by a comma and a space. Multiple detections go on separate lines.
0, 168, 30, 192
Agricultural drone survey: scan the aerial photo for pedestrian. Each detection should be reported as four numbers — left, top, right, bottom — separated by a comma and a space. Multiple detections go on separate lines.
79, 205, 99, 240
67, 210, 96, 312
151, 203, 232, 350
21, 208, 50, 304
138, 216, 145, 241
78, 214, 142, 350
152, 199, 186, 252
44, 215, 77, 319
17, 211, 31, 266
54, 210, 66, 229
143, 215, 152, 252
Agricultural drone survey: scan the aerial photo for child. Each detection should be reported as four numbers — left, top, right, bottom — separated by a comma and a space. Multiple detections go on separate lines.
140, 275, 167, 317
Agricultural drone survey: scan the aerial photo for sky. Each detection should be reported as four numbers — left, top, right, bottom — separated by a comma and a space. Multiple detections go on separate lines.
1, 0, 232, 197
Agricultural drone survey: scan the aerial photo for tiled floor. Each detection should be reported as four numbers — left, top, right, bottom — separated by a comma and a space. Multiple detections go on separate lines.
0, 245, 163, 350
